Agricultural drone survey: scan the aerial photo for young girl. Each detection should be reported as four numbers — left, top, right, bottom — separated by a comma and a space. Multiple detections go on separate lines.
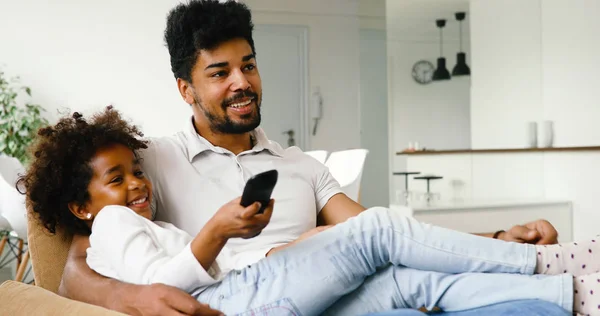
19, 107, 600, 316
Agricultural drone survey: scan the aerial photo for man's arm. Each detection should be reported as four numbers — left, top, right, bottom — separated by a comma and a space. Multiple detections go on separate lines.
475, 219, 559, 244
59, 234, 122, 306
317, 193, 366, 226
316, 194, 559, 245
60, 235, 222, 316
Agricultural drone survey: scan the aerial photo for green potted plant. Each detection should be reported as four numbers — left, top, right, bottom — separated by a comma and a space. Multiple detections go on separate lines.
0, 69, 49, 165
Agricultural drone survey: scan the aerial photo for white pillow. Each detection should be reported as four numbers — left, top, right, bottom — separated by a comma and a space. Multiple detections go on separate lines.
0, 155, 25, 187
0, 173, 27, 238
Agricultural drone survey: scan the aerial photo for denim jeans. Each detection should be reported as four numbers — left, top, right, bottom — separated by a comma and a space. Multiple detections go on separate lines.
364, 300, 570, 316
197, 207, 573, 315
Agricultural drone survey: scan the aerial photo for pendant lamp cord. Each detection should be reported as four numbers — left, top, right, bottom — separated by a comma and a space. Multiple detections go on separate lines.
459, 21, 463, 53
439, 28, 443, 57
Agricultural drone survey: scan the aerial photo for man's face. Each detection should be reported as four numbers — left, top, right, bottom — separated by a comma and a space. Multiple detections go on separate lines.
183, 38, 262, 134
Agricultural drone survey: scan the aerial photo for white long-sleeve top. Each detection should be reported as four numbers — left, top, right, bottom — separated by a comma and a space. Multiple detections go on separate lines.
86, 205, 232, 293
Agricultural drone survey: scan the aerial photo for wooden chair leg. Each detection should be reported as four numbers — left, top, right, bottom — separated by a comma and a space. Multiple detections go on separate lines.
14, 250, 29, 282
0, 235, 7, 256
16, 238, 24, 266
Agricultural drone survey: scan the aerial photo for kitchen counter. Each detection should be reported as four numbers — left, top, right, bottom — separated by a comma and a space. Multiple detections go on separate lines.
397, 146, 600, 156
390, 199, 573, 242
409, 198, 571, 212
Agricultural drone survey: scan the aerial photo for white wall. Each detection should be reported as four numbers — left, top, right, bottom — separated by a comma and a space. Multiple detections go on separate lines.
452, 0, 600, 239
544, 153, 600, 241
541, 0, 600, 240
405, 154, 473, 202
541, 0, 600, 147
405, 149, 600, 240
0, 0, 187, 137
388, 40, 472, 152
386, 0, 470, 41
386, 0, 472, 203
470, 0, 600, 149
1, 0, 364, 153
387, 38, 471, 201
406, 152, 547, 202
470, 0, 543, 149
245, 0, 362, 151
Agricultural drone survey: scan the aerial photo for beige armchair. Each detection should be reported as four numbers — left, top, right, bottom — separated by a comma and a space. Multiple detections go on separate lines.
0, 210, 124, 315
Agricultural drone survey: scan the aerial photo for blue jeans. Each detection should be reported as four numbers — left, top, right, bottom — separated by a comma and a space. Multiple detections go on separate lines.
197, 207, 573, 315
364, 300, 570, 316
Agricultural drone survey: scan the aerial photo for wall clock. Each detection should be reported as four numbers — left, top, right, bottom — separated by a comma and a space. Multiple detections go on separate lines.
412, 60, 434, 85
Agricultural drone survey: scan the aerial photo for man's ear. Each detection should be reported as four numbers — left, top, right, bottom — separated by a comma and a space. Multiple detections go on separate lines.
68, 202, 90, 221
177, 78, 195, 105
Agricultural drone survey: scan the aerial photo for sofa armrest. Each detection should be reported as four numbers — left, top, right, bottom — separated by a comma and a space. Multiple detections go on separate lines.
0, 280, 126, 315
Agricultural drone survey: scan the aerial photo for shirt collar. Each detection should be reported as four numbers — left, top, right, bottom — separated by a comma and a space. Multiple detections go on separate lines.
250, 127, 285, 158
184, 117, 285, 162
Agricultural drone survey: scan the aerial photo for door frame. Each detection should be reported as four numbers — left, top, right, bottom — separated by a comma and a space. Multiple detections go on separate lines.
254, 24, 310, 150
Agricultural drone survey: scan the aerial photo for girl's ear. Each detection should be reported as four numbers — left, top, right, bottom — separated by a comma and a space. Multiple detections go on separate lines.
68, 202, 91, 221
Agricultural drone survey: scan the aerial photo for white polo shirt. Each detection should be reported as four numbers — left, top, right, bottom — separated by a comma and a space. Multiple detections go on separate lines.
87, 205, 226, 294
140, 118, 342, 270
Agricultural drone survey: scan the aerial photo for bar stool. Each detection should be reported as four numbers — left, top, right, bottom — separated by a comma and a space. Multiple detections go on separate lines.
392, 172, 420, 205
414, 175, 443, 203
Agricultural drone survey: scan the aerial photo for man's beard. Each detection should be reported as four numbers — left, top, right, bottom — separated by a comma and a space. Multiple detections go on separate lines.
193, 90, 262, 134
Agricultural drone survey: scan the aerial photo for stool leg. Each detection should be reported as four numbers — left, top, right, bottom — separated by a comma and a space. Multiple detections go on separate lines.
0, 235, 7, 258
426, 180, 432, 202
14, 251, 29, 282
16, 239, 24, 266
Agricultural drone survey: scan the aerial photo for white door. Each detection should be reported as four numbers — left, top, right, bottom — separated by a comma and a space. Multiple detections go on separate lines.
253, 25, 308, 149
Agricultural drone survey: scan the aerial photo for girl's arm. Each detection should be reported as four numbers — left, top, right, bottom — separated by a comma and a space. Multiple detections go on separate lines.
61, 234, 219, 315
90, 198, 273, 292
89, 206, 225, 292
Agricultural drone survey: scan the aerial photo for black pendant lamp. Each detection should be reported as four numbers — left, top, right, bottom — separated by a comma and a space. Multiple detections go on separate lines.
432, 19, 451, 81
452, 12, 470, 76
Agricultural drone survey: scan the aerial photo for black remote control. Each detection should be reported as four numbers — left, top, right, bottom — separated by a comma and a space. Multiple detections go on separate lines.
240, 169, 278, 214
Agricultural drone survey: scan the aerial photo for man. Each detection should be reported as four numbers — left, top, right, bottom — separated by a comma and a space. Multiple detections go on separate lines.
58, 1, 562, 315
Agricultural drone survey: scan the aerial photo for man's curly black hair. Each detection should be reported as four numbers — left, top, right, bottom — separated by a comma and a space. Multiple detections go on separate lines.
164, 0, 255, 82
17, 106, 147, 236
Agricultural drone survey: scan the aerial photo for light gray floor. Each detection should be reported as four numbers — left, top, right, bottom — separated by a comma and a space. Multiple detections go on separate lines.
0, 240, 33, 284
0, 243, 17, 282
0, 266, 12, 282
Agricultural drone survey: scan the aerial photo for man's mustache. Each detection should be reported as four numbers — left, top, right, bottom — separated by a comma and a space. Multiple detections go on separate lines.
222, 90, 258, 108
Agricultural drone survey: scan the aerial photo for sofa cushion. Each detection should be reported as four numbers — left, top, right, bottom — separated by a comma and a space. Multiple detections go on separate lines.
0, 280, 125, 315
27, 210, 72, 293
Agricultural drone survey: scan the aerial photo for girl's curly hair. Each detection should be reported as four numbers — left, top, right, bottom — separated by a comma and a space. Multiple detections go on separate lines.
17, 106, 148, 235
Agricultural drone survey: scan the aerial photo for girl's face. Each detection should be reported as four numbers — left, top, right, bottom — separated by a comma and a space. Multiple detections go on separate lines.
69, 143, 153, 221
